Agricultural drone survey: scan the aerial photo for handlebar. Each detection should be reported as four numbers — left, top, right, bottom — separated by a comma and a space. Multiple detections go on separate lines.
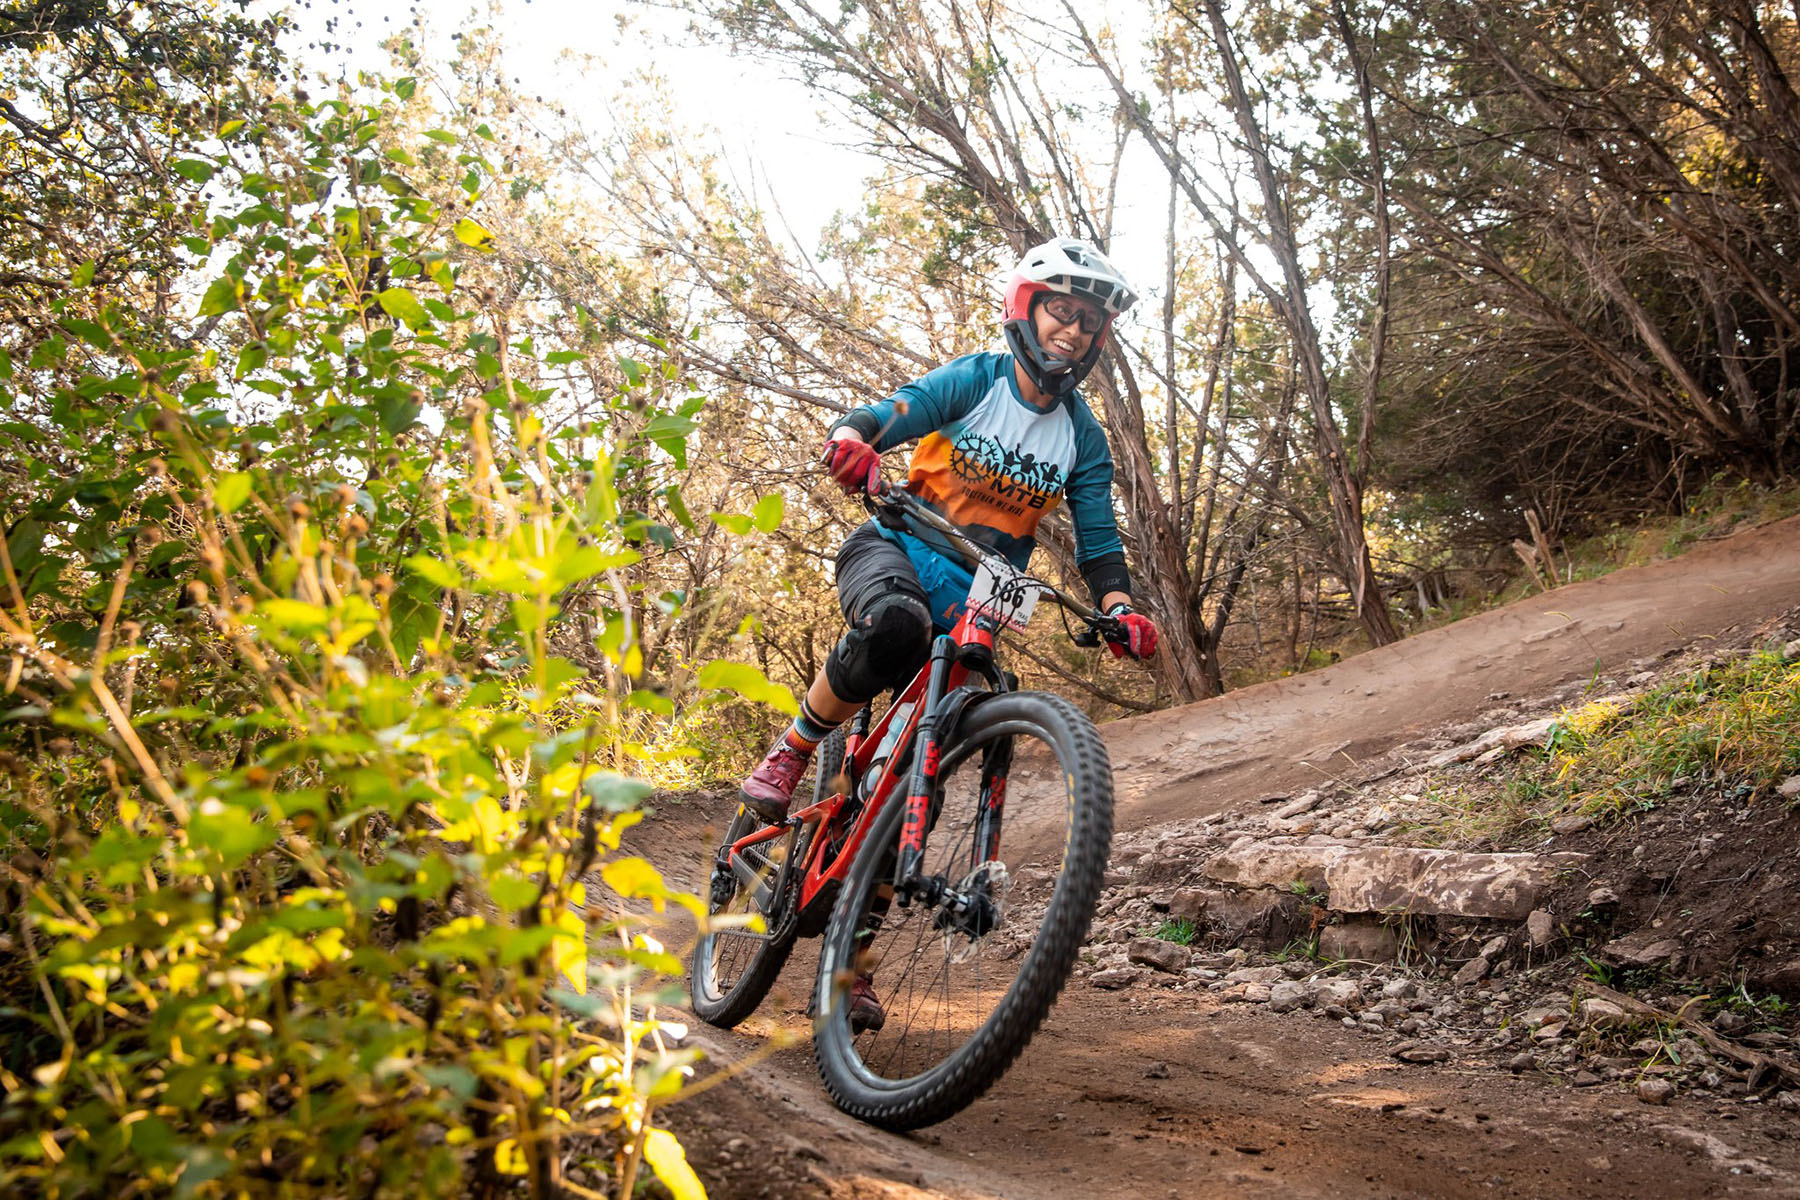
861, 482, 1124, 647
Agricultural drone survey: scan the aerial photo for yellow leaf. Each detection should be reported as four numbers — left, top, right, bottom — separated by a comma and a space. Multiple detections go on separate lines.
601, 857, 665, 911
643, 1127, 706, 1200
494, 1138, 528, 1175
454, 217, 496, 252
554, 906, 587, 995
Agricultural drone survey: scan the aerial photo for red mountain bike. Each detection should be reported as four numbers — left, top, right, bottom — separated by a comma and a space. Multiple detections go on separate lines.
690, 487, 1121, 1130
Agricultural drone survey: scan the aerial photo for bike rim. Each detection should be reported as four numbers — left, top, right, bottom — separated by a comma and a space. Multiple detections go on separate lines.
698, 813, 789, 1003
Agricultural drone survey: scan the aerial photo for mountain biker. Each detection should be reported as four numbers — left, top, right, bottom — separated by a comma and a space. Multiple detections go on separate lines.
739, 237, 1160, 1030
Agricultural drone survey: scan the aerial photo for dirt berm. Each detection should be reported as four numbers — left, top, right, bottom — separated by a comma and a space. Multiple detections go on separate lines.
644, 513, 1800, 1200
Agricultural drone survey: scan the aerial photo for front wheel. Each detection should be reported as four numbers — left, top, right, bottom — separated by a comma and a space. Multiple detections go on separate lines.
811, 692, 1113, 1129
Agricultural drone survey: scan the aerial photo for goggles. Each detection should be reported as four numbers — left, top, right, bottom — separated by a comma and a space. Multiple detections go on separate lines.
1039, 294, 1107, 335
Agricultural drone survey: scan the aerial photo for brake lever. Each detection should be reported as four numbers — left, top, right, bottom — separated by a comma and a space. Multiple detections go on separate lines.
864, 480, 913, 531
1076, 613, 1124, 649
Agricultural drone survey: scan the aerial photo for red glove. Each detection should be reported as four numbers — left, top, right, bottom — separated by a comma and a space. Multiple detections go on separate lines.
821, 435, 881, 496
1105, 603, 1158, 660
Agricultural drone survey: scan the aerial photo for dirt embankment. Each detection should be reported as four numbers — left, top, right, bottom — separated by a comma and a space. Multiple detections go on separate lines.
643, 514, 1800, 1200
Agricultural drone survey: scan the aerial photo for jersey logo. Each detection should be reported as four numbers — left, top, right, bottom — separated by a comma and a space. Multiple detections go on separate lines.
947, 430, 1065, 504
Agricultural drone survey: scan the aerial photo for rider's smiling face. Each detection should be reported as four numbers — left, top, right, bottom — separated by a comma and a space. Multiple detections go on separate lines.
1032, 293, 1104, 361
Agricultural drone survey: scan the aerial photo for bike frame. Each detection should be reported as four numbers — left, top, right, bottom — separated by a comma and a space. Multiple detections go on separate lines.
721, 599, 996, 926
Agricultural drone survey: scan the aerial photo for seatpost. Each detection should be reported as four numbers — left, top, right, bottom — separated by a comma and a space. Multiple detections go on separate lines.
892, 631, 957, 899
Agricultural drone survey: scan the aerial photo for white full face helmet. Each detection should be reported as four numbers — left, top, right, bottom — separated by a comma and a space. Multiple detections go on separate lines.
1002, 237, 1138, 396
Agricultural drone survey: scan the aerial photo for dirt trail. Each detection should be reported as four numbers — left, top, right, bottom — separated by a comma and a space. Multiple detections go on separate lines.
1104, 512, 1800, 832
651, 514, 1800, 1199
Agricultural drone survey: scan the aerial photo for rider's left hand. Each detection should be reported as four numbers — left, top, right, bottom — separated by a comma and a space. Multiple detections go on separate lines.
1104, 604, 1158, 660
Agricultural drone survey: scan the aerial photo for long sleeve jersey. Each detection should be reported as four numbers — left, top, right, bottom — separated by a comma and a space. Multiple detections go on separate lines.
831, 351, 1132, 606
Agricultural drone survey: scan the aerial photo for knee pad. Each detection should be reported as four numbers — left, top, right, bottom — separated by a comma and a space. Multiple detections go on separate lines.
825, 591, 932, 703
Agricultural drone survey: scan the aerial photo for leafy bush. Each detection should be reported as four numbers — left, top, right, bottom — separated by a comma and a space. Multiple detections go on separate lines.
0, 61, 778, 1198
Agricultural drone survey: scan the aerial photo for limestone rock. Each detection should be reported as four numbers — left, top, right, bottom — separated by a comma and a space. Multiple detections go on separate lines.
1313, 979, 1363, 1010
1578, 998, 1629, 1031
1426, 716, 1559, 768
1324, 847, 1585, 920
1168, 888, 1210, 920
1128, 937, 1191, 974
1318, 919, 1399, 963
1602, 931, 1683, 969
1526, 909, 1555, 948
1452, 955, 1491, 986
1273, 792, 1321, 820
1268, 980, 1310, 1013
1090, 967, 1141, 990
1201, 843, 1342, 893
1392, 1042, 1451, 1064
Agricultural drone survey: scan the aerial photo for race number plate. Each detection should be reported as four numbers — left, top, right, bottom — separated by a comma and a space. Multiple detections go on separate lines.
967, 555, 1038, 631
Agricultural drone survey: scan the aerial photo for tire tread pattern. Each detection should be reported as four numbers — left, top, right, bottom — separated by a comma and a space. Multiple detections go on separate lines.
811, 692, 1112, 1129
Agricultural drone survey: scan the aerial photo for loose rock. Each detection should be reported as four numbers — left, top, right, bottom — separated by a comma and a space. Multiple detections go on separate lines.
1128, 937, 1191, 974
1637, 1078, 1677, 1106
1393, 1042, 1451, 1064
1090, 967, 1141, 990
1268, 980, 1309, 1013
1578, 998, 1629, 1031
1526, 909, 1555, 948
1168, 888, 1209, 920
1318, 919, 1399, 963
1453, 955, 1491, 986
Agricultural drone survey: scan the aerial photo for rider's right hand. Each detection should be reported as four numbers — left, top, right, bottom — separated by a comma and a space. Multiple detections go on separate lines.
822, 434, 882, 496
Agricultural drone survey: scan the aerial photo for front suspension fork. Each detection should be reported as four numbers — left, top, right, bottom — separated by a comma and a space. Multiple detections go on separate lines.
893, 634, 956, 896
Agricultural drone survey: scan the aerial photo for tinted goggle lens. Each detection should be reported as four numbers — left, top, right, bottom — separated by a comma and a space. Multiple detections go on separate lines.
1042, 297, 1105, 333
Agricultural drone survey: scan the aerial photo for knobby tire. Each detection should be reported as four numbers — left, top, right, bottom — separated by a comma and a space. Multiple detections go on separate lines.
810, 692, 1112, 1129
690, 726, 846, 1027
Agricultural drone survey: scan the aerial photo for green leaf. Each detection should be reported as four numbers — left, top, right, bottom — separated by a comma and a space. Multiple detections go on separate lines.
376, 287, 431, 331
695, 660, 798, 715
189, 801, 278, 868
70, 260, 96, 287
258, 598, 331, 635
552, 545, 640, 587
405, 554, 462, 590
582, 772, 655, 812
710, 513, 753, 535
394, 76, 417, 100
196, 278, 239, 317
751, 491, 784, 533
663, 486, 694, 530
453, 218, 496, 252
625, 689, 675, 717
172, 158, 216, 184
60, 318, 110, 349
214, 471, 253, 514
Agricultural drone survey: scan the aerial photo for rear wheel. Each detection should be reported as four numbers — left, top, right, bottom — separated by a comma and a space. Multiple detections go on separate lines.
811, 693, 1112, 1129
690, 726, 847, 1027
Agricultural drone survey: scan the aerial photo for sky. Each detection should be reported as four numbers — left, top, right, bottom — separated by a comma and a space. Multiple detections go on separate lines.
253, 0, 1256, 343
260, 0, 880, 251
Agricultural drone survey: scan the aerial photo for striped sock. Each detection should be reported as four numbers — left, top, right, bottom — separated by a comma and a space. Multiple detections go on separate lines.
783, 698, 843, 753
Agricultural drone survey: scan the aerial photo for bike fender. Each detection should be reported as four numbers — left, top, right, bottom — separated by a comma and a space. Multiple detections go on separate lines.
934, 685, 1001, 747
